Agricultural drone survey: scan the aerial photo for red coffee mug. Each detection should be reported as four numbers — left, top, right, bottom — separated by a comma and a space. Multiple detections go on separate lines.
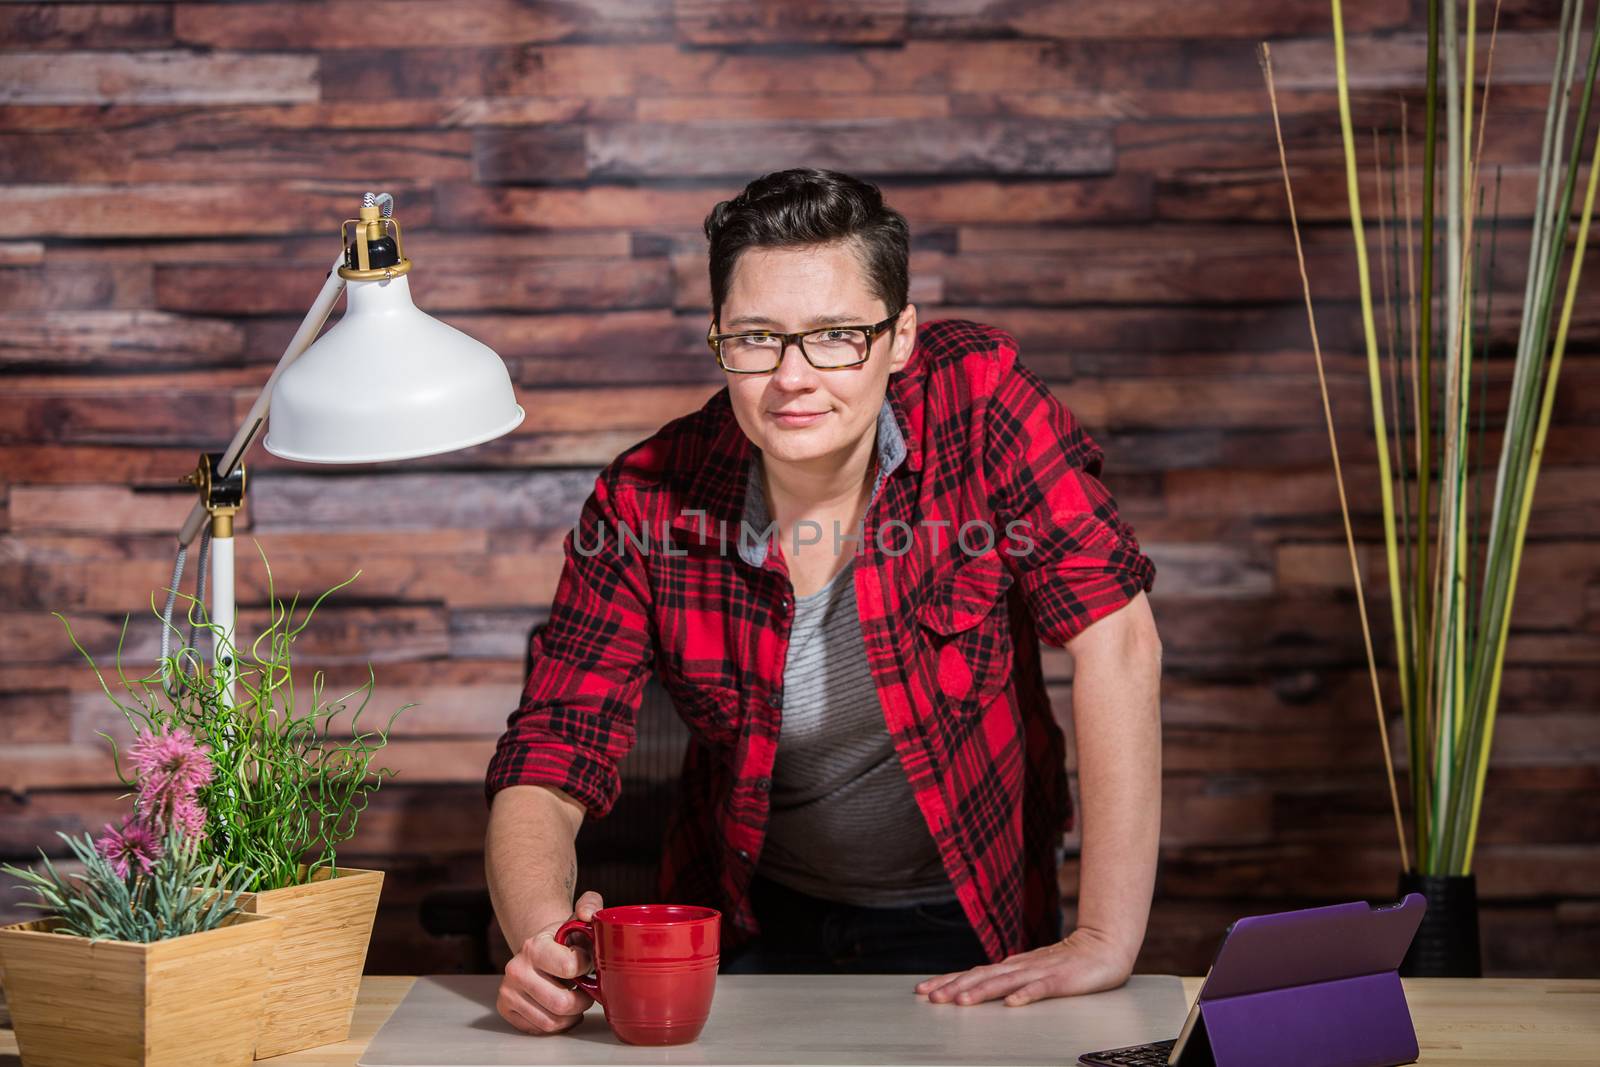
556, 904, 721, 1046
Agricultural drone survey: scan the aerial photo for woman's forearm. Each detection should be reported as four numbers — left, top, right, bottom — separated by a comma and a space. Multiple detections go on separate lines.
485, 784, 588, 953
1066, 604, 1163, 967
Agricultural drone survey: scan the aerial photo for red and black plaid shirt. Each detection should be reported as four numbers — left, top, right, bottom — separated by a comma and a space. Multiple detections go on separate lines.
486, 318, 1157, 961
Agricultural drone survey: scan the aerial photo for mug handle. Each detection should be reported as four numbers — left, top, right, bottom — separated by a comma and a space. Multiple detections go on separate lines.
554, 918, 604, 1003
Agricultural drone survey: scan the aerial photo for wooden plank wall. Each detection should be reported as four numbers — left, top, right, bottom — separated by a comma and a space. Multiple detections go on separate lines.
2, 1, 1596, 978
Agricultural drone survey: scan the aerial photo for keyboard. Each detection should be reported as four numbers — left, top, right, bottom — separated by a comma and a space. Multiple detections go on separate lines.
1077, 1038, 1177, 1066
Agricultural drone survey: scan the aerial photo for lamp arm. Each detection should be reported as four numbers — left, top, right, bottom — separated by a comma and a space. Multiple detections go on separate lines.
176, 251, 349, 547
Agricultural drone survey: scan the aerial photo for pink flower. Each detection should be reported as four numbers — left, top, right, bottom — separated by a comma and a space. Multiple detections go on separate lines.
129, 727, 213, 809
96, 815, 161, 879
168, 795, 208, 842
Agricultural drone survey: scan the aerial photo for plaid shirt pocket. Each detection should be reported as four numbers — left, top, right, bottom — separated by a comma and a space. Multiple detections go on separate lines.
916, 546, 1016, 719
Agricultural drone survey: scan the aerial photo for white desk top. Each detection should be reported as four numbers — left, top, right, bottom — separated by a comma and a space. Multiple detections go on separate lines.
358, 973, 1190, 1067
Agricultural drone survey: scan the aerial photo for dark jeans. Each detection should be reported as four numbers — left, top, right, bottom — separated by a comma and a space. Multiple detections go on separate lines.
719, 874, 990, 975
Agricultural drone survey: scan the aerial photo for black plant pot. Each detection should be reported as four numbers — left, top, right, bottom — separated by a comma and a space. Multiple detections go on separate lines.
1397, 871, 1482, 977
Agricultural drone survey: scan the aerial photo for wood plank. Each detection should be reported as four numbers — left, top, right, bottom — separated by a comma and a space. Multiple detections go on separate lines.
939, 244, 1360, 303
0, 98, 635, 133
0, 241, 44, 265
0, 5, 172, 49
1157, 776, 1273, 846
1274, 540, 1598, 629
939, 240, 1537, 314
0, 653, 528, 698
0, 433, 673, 487
1480, 905, 1600, 976
1151, 842, 1600, 901
0, 736, 489, 792
266, 308, 680, 361
1108, 421, 1600, 475
1057, 360, 1599, 431
1268, 766, 1600, 847
956, 223, 1323, 253
0, 51, 318, 105
450, 609, 549, 661
907, 0, 1404, 38
1131, 542, 1273, 599
435, 177, 1149, 230
6, 486, 201, 535
28, 230, 631, 266
320, 40, 1235, 100
0, 265, 154, 312
154, 258, 675, 315
1118, 108, 1595, 173
0, 183, 435, 239
0, 689, 71, 744
1052, 346, 1590, 384
3, 550, 568, 614
1147, 593, 1397, 670
1159, 465, 1600, 524
1269, 31, 1593, 90
1, 603, 448, 668
928, 304, 1365, 352
674, 0, 906, 44
245, 469, 598, 532
175, 0, 672, 48
0, 386, 245, 446
1505, 628, 1600, 665
0, 311, 246, 369
511, 383, 717, 433
949, 87, 1340, 120
638, 94, 948, 122
672, 249, 948, 313
1154, 165, 1552, 223
0, 129, 474, 183
70, 670, 528, 745
955, 82, 1588, 121
1148, 667, 1600, 729
0, 446, 204, 486
0, 528, 494, 563
476, 120, 1114, 182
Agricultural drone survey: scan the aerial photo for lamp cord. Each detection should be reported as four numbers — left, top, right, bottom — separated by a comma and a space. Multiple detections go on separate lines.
160, 524, 211, 698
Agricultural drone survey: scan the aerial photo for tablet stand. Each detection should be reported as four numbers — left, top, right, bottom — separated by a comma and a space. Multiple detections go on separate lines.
1173, 893, 1426, 1067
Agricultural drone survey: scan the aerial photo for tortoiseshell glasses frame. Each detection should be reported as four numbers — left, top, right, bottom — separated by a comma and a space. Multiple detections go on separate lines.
705, 310, 903, 373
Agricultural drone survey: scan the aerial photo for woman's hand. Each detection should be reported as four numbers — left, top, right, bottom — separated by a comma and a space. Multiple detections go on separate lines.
496, 891, 605, 1034
914, 926, 1135, 1007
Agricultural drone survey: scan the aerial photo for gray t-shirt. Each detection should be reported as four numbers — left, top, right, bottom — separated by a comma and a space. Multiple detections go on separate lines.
755, 551, 958, 907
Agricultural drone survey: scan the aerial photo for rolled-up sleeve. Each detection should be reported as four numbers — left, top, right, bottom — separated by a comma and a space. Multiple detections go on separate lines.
982, 338, 1156, 647
484, 470, 654, 818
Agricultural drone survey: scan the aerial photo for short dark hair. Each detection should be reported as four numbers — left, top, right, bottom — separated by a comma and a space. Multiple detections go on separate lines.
703, 168, 910, 327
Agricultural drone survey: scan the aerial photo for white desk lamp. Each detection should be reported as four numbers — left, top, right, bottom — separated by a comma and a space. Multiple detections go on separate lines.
163, 192, 525, 694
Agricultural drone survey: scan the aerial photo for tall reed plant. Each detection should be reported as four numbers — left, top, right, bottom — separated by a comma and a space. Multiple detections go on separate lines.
57, 543, 411, 892
1262, 0, 1600, 877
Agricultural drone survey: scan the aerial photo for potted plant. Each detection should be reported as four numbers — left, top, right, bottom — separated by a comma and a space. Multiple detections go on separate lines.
57, 547, 410, 1057
0, 727, 282, 1067
1261, 2, 1600, 974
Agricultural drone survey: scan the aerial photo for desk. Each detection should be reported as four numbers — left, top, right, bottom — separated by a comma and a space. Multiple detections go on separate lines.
3, 976, 1595, 1065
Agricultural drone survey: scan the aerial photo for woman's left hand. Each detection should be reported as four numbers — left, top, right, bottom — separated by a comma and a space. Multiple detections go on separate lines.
914, 927, 1135, 1007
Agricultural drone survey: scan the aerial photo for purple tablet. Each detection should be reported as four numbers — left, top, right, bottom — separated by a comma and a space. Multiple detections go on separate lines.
1079, 893, 1427, 1067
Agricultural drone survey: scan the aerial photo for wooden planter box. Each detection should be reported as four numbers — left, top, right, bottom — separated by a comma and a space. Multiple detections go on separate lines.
239, 865, 384, 1058
0, 912, 281, 1067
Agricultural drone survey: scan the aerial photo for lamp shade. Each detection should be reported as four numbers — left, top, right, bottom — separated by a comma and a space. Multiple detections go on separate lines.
264, 273, 525, 463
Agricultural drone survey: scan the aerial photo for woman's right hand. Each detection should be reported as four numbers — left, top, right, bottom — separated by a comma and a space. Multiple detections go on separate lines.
496, 890, 605, 1034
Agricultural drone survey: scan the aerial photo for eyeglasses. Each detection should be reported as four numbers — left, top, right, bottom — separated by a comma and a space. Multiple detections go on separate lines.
706, 311, 902, 373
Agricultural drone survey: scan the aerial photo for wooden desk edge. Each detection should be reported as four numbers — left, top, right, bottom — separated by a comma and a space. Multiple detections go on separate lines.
4, 975, 1597, 1065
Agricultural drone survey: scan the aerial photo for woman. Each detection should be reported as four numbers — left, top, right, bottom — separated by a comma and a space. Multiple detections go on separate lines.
486, 169, 1162, 1035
